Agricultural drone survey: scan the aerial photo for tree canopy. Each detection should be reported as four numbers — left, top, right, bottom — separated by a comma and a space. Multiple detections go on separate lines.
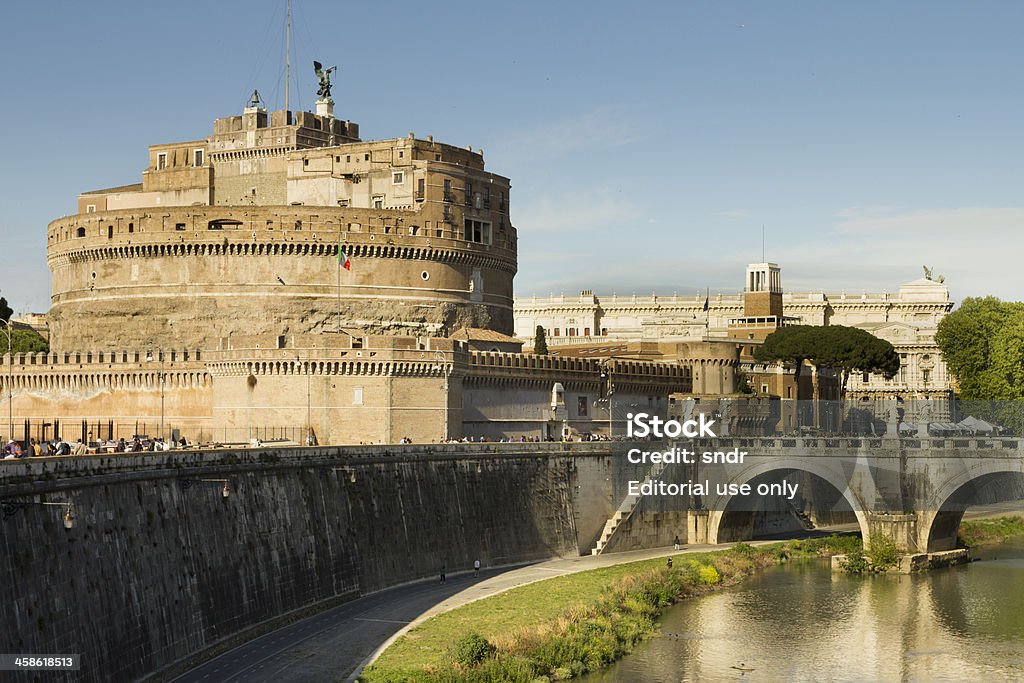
533, 325, 549, 355
936, 296, 1024, 400
9, 329, 49, 354
754, 325, 899, 393
0, 297, 11, 324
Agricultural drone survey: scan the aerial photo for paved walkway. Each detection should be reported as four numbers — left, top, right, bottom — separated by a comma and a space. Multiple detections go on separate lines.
171, 503, 1024, 683
171, 541, 764, 683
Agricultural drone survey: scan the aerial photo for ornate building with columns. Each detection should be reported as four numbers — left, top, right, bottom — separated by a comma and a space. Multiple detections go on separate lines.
514, 265, 954, 402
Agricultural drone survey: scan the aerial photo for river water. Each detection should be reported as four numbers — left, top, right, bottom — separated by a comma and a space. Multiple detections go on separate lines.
585, 537, 1024, 682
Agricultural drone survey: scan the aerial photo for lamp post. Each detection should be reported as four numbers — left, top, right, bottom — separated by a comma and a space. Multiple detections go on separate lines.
599, 362, 614, 438
200, 478, 231, 498
146, 349, 165, 442
434, 351, 451, 442
0, 320, 11, 446
1, 500, 76, 529
297, 356, 312, 445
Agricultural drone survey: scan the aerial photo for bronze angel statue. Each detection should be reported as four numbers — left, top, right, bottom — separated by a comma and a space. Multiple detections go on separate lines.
313, 61, 336, 99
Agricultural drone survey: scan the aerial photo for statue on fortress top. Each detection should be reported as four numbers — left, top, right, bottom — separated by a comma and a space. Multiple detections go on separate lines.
313, 61, 336, 99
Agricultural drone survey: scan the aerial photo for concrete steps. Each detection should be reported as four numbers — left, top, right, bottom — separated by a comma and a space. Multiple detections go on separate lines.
591, 460, 666, 555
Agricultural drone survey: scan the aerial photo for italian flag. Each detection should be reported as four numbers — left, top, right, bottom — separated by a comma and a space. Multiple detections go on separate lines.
338, 246, 351, 270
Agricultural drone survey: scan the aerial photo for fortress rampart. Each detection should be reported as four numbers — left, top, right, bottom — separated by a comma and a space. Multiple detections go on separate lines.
0, 443, 610, 682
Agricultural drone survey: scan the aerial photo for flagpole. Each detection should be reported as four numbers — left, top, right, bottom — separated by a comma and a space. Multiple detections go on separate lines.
337, 224, 342, 333
704, 287, 710, 339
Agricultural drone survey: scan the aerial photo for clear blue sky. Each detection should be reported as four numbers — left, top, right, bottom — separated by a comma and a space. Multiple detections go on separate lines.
2, 1, 1022, 315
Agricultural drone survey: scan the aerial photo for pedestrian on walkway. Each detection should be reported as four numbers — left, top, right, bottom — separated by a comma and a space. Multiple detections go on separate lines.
473, 559, 480, 576
673, 534, 681, 551
440, 564, 446, 583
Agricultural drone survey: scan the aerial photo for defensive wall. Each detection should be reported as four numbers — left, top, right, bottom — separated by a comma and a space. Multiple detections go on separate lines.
0, 443, 617, 683
0, 345, 697, 446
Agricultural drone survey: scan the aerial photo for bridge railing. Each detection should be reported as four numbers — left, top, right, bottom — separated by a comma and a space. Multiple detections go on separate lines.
694, 436, 1021, 453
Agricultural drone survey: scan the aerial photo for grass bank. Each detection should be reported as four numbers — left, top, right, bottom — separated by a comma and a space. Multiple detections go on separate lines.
958, 515, 1024, 547
359, 536, 856, 683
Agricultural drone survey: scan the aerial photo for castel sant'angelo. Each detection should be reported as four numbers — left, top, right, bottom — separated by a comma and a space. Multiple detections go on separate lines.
9, 68, 956, 447
11, 74, 718, 446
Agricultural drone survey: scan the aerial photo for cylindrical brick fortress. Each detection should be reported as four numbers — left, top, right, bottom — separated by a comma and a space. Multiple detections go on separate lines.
47, 205, 517, 351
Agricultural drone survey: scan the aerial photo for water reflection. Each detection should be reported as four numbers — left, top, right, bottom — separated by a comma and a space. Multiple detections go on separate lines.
585, 538, 1024, 682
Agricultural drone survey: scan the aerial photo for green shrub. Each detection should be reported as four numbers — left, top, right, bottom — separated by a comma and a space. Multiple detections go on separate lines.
697, 564, 720, 585
840, 547, 869, 574
868, 533, 899, 570
452, 632, 496, 667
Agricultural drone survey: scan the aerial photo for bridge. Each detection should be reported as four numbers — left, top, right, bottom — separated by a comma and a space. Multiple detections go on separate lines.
597, 435, 1024, 554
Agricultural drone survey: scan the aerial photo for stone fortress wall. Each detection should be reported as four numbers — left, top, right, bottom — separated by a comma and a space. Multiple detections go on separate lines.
47, 204, 516, 351
0, 443, 609, 682
0, 335, 703, 445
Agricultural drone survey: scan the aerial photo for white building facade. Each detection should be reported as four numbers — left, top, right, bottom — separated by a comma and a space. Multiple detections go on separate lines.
515, 274, 954, 401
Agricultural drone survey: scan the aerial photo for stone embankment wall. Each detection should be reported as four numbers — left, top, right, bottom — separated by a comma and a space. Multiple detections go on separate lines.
0, 443, 610, 682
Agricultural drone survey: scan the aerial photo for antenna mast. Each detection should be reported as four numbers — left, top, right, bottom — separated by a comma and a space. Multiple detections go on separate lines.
285, 0, 291, 117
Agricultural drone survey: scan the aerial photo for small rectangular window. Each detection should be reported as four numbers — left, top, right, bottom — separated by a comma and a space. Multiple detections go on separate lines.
86, 204, 96, 213
157, 152, 167, 170
346, 155, 351, 162
416, 178, 425, 200
194, 149, 204, 167
175, 223, 186, 231
392, 171, 405, 185
364, 153, 370, 161
398, 150, 404, 158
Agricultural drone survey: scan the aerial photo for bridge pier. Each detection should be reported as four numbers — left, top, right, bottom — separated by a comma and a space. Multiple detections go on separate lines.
865, 512, 920, 553
687, 509, 709, 544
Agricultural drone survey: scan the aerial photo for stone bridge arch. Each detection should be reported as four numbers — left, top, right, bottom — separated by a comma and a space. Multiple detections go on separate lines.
705, 456, 871, 545
918, 461, 1024, 552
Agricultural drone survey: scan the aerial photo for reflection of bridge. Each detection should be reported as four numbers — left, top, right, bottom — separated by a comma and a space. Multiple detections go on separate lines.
684, 435, 1024, 552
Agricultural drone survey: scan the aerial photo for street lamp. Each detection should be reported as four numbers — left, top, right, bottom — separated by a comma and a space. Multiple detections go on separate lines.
146, 349, 165, 442
201, 479, 231, 498
180, 478, 231, 498
434, 351, 452, 442
0, 320, 11, 446
1, 499, 76, 529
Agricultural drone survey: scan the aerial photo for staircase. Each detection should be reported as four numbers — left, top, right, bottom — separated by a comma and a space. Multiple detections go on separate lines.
591, 459, 667, 555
